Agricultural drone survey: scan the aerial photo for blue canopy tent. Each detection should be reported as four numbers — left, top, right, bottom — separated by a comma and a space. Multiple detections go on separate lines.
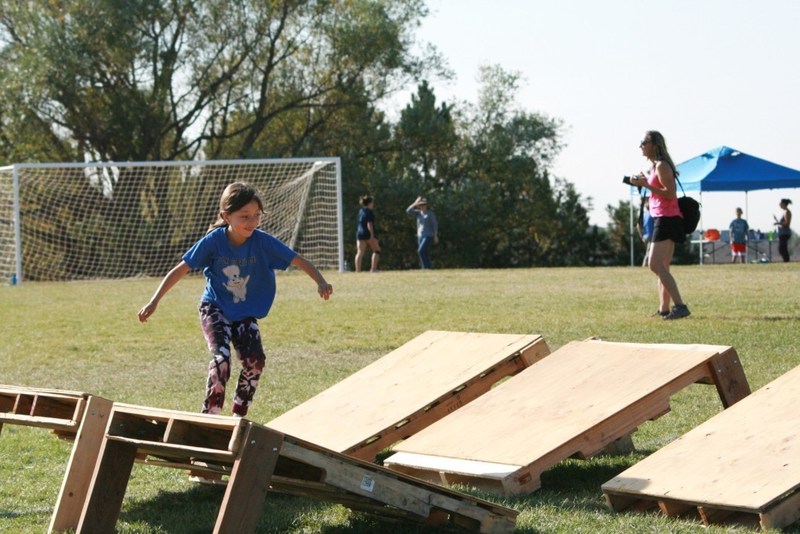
676, 146, 800, 263
677, 146, 800, 193
626, 146, 800, 265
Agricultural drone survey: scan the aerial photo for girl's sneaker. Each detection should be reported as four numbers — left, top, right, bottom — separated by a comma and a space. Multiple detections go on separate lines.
651, 310, 670, 318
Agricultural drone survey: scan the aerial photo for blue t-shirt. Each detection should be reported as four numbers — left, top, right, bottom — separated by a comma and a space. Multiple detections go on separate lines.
182, 227, 297, 321
729, 218, 749, 244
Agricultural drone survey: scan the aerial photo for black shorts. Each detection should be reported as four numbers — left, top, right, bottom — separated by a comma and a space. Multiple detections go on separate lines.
652, 216, 686, 243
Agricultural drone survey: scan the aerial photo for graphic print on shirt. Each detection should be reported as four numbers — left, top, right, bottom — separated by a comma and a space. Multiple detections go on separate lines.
222, 264, 250, 303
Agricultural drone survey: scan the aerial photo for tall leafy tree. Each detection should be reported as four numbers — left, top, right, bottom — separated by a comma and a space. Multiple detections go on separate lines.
606, 199, 642, 266
444, 65, 566, 267
0, 0, 441, 164
394, 80, 458, 185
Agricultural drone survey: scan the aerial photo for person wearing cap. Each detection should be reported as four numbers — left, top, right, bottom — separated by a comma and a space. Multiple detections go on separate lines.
406, 196, 439, 269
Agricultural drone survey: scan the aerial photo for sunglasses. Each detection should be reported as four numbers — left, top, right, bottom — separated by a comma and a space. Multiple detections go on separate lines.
639, 139, 652, 147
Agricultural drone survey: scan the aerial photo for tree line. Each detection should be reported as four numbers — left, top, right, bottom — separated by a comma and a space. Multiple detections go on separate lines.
0, 0, 691, 270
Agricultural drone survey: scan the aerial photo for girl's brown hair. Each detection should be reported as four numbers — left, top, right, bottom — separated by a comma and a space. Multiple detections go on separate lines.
646, 130, 679, 178
208, 182, 264, 232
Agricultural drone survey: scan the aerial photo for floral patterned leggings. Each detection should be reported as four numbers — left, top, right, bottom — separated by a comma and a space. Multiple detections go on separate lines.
199, 302, 266, 417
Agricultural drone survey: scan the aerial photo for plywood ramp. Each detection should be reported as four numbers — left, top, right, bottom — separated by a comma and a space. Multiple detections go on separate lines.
384, 340, 750, 496
267, 330, 549, 460
602, 363, 800, 531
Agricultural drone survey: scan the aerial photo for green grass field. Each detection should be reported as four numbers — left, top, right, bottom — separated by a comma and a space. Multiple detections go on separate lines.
2, 264, 799, 533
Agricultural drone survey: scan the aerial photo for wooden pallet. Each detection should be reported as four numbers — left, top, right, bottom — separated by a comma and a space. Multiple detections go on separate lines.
383, 340, 751, 496
268, 330, 549, 460
66, 403, 518, 533
602, 363, 800, 531
0, 385, 114, 532
0, 385, 91, 438
72, 403, 276, 533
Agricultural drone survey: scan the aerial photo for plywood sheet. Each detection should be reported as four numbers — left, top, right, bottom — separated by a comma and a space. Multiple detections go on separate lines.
602, 363, 800, 530
267, 330, 549, 459
384, 340, 750, 495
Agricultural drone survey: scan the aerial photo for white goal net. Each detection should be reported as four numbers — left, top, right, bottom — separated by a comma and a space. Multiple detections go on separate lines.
0, 158, 343, 283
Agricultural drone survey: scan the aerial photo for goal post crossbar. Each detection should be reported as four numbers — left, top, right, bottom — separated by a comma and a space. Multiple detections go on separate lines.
0, 158, 344, 284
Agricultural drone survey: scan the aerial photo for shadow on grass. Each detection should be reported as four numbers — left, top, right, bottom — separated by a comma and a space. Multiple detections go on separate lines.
758, 315, 800, 322
447, 454, 650, 522
120, 484, 538, 534
119, 485, 338, 533
114, 454, 660, 533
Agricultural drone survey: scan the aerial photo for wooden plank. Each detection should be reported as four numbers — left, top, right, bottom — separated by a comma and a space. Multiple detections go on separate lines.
267, 331, 549, 460
0, 414, 79, 432
214, 423, 283, 533
274, 435, 518, 533
49, 396, 113, 533
760, 489, 800, 530
0, 385, 88, 397
385, 340, 749, 496
602, 363, 800, 530
105, 436, 238, 463
111, 402, 244, 427
76, 437, 138, 533
706, 348, 751, 407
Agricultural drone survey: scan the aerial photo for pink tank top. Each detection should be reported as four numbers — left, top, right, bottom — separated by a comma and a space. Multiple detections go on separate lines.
647, 167, 682, 218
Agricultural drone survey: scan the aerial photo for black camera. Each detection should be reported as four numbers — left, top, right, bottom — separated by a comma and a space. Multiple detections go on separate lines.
622, 176, 633, 185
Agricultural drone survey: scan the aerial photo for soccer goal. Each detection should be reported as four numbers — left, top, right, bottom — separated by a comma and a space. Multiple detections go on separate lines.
0, 158, 343, 284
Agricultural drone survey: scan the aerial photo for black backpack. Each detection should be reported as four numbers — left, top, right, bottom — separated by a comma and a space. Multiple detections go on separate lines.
676, 176, 701, 234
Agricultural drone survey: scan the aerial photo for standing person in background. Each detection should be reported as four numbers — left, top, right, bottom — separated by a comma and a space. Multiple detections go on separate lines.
774, 198, 793, 262
637, 194, 654, 267
406, 196, 439, 269
628, 131, 691, 320
728, 207, 749, 264
355, 195, 380, 272
138, 182, 333, 417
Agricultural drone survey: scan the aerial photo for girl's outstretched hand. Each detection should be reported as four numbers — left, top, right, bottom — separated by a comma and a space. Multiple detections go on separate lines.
138, 302, 157, 322
318, 283, 333, 300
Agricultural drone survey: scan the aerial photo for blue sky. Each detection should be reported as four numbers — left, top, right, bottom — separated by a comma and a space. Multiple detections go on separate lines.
396, 0, 800, 233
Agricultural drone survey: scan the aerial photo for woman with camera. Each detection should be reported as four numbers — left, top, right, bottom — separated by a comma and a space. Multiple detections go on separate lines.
628, 131, 691, 320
